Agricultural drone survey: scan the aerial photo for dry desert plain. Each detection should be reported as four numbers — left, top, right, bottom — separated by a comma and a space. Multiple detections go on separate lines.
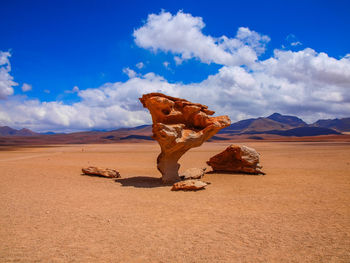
0, 140, 350, 262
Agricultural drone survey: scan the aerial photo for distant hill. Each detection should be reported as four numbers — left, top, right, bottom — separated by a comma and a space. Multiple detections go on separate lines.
40, 132, 59, 135
1, 113, 348, 145
219, 113, 343, 137
120, 135, 153, 141
312, 118, 350, 132
267, 113, 307, 127
220, 113, 304, 134
112, 124, 151, 132
0, 126, 39, 136
244, 127, 341, 137
244, 118, 291, 132
219, 118, 291, 134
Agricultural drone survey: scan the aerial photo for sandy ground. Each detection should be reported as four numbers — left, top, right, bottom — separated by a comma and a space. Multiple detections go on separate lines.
0, 141, 349, 262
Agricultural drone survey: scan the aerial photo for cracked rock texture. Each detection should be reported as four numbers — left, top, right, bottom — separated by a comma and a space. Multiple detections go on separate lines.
171, 180, 208, 191
82, 167, 121, 178
180, 168, 206, 180
140, 93, 231, 183
207, 145, 265, 175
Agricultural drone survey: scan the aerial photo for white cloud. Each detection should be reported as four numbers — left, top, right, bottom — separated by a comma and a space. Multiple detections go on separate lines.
261, 48, 350, 87
4, 46, 349, 132
0, 73, 180, 132
0, 51, 17, 99
163, 61, 170, 68
122, 67, 137, 78
133, 10, 269, 67
64, 86, 80, 94
235, 27, 270, 55
136, 62, 144, 69
286, 34, 302, 47
291, 41, 302, 46
0, 11, 349, 132
21, 83, 32, 92
174, 56, 183, 65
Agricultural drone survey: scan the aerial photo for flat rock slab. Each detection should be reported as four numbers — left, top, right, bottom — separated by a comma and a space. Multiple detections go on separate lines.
171, 179, 208, 191
180, 167, 206, 180
82, 166, 120, 178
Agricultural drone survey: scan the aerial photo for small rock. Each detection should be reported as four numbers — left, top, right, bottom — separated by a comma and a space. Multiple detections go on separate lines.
180, 167, 206, 180
82, 166, 120, 178
171, 180, 207, 191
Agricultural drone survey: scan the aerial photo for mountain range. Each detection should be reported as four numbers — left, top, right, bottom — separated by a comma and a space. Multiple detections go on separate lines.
0, 126, 39, 136
311, 118, 350, 132
0, 113, 349, 145
218, 113, 348, 135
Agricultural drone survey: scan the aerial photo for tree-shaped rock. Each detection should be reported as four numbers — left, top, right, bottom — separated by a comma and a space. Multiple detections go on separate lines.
140, 93, 231, 183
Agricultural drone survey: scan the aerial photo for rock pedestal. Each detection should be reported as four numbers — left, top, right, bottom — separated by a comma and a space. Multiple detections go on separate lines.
207, 145, 265, 175
140, 93, 231, 183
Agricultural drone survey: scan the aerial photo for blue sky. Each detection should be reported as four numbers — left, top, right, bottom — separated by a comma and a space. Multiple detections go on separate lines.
0, 0, 349, 132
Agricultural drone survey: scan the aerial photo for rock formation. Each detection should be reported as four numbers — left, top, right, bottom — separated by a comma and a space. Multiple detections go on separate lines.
171, 180, 208, 191
82, 167, 121, 178
140, 93, 231, 183
180, 168, 206, 180
207, 145, 265, 175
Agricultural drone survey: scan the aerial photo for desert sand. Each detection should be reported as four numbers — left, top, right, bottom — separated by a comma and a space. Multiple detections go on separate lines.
0, 141, 349, 262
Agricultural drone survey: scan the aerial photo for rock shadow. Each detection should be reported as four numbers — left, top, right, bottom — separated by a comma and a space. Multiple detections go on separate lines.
205, 171, 265, 176
80, 173, 117, 179
115, 176, 168, 188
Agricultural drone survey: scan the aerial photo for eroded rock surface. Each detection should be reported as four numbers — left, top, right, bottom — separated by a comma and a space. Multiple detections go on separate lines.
82, 166, 121, 178
207, 145, 265, 175
171, 180, 208, 191
180, 168, 206, 180
140, 93, 230, 183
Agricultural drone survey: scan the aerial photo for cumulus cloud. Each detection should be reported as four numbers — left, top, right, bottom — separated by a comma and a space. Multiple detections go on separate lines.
0, 73, 180, 132
21, 83, 32, 92
3, 46, 349, 132
291, 41, 302, 46
163, 61, 170, 68
72, 86, 79, 93
0, 51, 17, 99
133, 10, 269, 67
286, 34, 302, 47
123, 67, 137, 78
174, 56, 183, 65
235, 27, 270, 55
0, 11, 349, 132
64, 86, 79, 94
261, 48, 350, 87
136, 62, 144, 69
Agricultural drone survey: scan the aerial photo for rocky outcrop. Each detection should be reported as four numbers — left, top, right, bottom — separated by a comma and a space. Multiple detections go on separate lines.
140, 93, 231, 183
180, 168, 206, 180
207, 145, 265, 175
82, 167, 121, 178
171, 180, 208, 191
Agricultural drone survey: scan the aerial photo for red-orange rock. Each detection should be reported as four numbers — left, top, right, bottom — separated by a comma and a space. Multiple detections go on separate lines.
82, 166, 120, 178
180, 168, 206, 180
171, 180, 208, 191
140, 93, 231, 183
207, 145, 265, 175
